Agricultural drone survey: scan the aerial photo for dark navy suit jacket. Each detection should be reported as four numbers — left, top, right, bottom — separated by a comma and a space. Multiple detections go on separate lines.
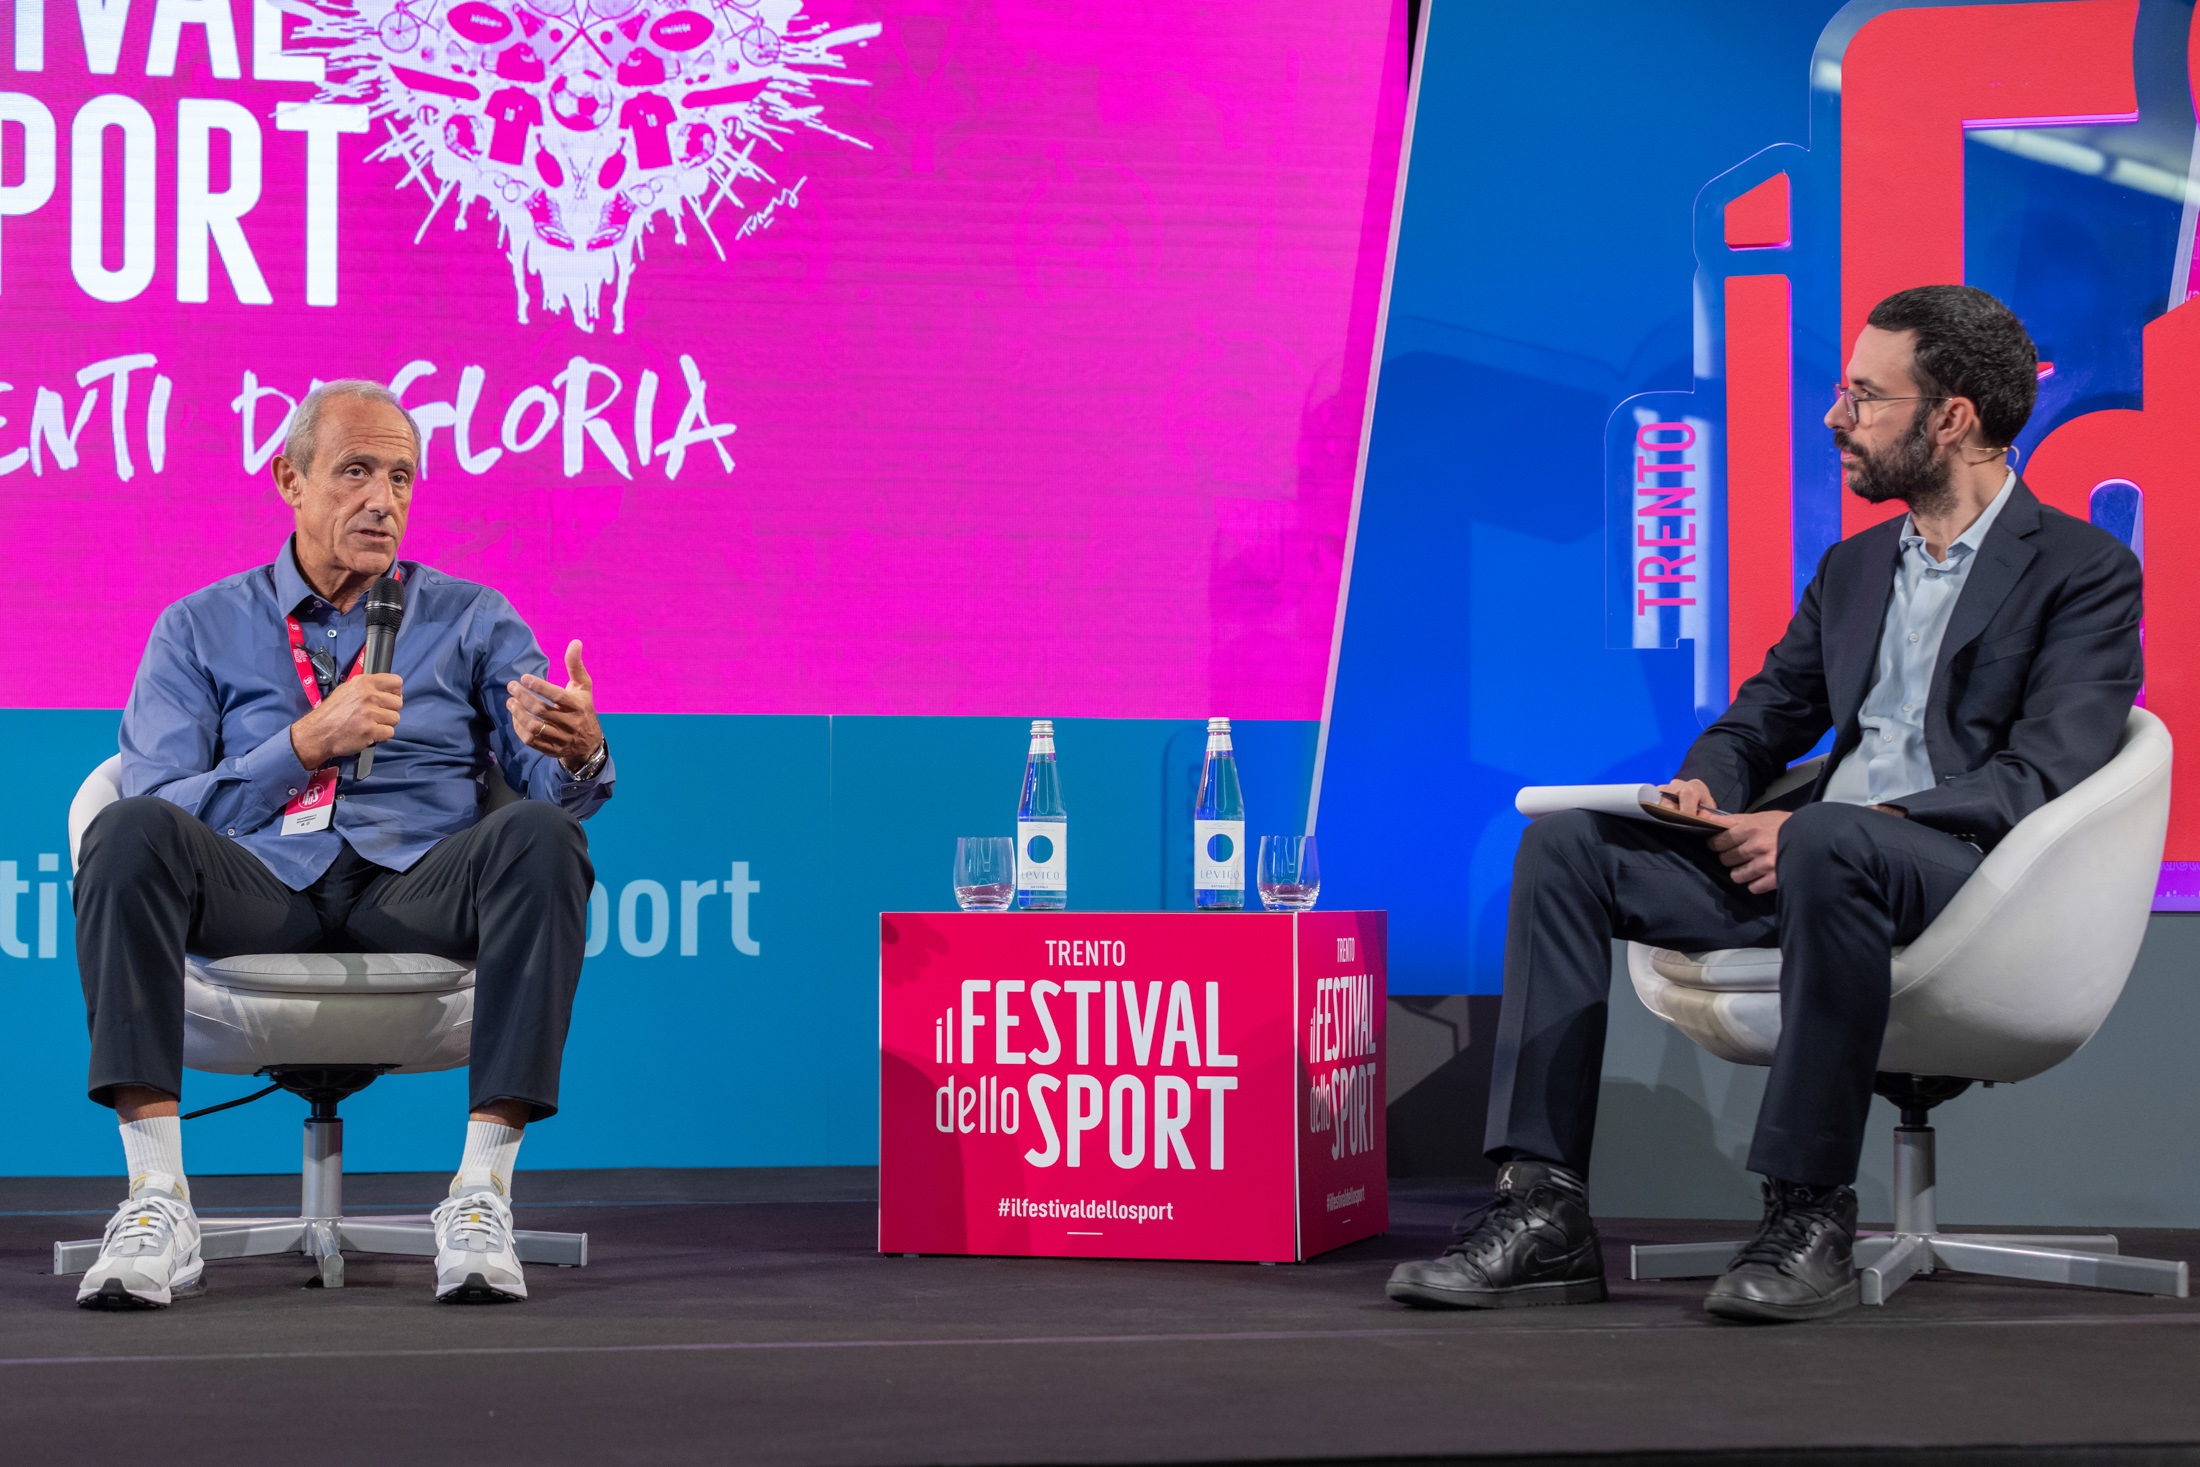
1677, 480, 2144, 851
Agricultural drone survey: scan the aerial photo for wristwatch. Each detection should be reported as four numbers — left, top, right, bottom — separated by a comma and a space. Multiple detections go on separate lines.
571, 741, 610, 782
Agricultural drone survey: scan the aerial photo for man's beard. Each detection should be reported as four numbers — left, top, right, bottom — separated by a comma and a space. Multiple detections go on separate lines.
1834, 405, 1954, 518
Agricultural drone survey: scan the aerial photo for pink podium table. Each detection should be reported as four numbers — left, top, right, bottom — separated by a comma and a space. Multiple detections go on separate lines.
879, 910, 1387, 1263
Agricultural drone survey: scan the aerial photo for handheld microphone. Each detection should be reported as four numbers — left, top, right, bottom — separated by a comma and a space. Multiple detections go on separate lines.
354, 574, 406, 779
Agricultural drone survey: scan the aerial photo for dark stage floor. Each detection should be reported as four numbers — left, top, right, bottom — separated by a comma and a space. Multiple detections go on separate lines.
2, 1169, 2197, 1466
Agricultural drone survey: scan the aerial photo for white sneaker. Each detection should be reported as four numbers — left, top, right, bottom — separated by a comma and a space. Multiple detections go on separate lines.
432, 1186, 527, 1303
77, 1172, 204, 1309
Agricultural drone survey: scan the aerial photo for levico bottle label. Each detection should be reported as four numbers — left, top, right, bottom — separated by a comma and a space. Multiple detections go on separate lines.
1193, 819, 1245, 895
1017, 820, 1068, 891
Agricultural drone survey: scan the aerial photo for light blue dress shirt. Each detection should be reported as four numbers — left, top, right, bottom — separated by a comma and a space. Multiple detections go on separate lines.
120, 537, 614, 890
1823, 473, 2016, 808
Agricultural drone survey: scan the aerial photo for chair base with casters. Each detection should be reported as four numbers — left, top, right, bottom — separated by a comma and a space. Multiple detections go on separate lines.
1630, 1073, 2189, 1303
54, 1065, 589, 1289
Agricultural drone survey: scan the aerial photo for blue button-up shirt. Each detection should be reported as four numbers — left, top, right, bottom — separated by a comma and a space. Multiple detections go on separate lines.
121, 538, 614, 890
1824, 473, 2015, 808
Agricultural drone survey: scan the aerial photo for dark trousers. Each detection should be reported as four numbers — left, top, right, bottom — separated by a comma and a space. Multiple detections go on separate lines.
76, 797, 593, 1119
1485, 801, 1983, 1187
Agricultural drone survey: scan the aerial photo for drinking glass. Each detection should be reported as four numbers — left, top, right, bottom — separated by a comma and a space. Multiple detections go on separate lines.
1257, 835, 1321, 911
954, 837, 1017, 911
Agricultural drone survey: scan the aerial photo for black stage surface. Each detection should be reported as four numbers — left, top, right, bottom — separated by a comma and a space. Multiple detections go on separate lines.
2, 1169, 2196, 1466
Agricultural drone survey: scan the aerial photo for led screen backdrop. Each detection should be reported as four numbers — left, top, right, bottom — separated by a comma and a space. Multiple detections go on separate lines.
0, 0, 1402, 1177
0, 0, 1400, 718
1322, 0, 2200, 994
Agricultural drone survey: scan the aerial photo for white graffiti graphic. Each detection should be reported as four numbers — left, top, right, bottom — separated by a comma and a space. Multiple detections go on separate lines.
297, 0, 879, 332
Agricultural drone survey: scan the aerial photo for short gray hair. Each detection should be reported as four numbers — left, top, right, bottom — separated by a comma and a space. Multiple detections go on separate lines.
283, 380, 423, 476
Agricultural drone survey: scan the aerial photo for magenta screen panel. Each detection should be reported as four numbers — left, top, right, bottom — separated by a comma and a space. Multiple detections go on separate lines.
0, 0, 1402, 716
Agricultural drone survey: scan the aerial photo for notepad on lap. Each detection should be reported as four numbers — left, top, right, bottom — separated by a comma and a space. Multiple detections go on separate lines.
1514, 783, 1729, 834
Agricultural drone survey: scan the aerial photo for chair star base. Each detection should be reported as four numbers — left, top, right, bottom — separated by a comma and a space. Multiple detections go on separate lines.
1633, 1230, 2184, 1302
53, 1069, 586, 1290
1627, 1115, 2188, 1303
54, 1215, 589, 1287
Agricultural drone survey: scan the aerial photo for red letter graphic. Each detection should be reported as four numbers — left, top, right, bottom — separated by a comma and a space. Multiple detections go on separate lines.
2026, 307, 2200, 859
1840, 0, 2138, 538
1725, 271, 1792, 697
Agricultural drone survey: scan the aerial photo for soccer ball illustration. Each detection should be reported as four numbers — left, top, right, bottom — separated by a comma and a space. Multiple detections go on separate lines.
300, 0, 879, 332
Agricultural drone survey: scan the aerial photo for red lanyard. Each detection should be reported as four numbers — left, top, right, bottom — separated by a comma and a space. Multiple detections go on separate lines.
286, 614, 364, 709
281, 564, 402, 708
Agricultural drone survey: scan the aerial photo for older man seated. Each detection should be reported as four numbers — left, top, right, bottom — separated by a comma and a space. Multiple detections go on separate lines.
73, 381, 614, 1309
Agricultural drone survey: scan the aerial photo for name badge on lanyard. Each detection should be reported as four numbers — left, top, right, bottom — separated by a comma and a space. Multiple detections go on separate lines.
281, 614, 363, 836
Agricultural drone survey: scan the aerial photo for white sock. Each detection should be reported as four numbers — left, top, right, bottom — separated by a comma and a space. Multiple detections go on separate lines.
452, 1120, 524, 1198
119, 1116, 189, 1202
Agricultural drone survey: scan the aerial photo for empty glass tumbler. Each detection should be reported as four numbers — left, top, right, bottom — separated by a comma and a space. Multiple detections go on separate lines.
954, 837, 1018, 911
1257, 835, 1321, 911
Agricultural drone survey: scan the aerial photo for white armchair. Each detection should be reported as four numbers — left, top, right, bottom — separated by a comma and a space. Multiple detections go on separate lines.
1628, 707, 2186, 1303
54, 756, 587, 1288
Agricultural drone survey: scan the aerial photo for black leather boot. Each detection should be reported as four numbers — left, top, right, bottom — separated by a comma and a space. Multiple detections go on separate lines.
1704, 1178, 1861, 1323
1386, 1159, 1606, 1309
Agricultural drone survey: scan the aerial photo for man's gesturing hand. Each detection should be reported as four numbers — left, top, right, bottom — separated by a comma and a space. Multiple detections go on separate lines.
292, 674, 403, 771
508, 640, 605, 773
1707, 811, 1791, 895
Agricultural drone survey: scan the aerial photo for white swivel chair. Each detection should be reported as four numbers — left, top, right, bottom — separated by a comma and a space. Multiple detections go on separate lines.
1629, 706, 2187, 1303
54, 756, 588, 1288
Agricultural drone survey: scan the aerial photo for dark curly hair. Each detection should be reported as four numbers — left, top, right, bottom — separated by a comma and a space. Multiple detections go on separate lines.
1865, 285, 2038, 448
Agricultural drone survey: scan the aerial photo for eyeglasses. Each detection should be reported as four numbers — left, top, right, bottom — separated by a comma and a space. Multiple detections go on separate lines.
1833, 384, 1949, 427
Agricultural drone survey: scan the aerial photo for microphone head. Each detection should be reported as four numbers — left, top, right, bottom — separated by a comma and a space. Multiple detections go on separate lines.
363, 574, 406, 633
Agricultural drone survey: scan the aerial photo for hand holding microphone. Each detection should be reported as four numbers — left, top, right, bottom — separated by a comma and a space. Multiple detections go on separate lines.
288, 576, 406, 776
